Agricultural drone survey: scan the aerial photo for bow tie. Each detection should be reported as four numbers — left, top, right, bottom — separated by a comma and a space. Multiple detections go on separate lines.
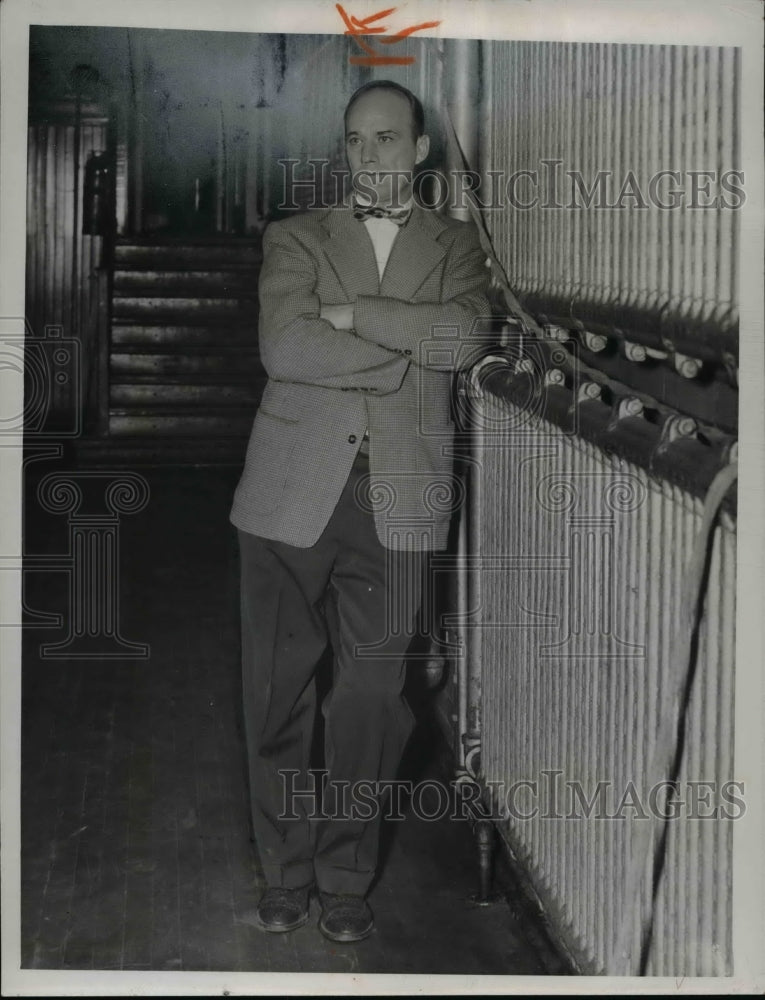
352, 202, 412, 226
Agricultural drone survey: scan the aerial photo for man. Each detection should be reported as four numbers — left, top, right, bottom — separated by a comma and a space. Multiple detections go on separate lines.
230, 80, 489, 943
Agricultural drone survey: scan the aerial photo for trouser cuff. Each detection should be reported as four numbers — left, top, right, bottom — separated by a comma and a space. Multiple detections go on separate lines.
315, 866, 375, 897
261, 859, 315, 890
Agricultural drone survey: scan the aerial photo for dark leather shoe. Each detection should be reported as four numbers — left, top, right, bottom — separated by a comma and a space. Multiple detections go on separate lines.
254, 886, 311, 933
318, 893, 374, 943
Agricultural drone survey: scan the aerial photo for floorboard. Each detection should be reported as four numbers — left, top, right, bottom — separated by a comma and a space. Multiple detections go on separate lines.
20, 463, 565, 976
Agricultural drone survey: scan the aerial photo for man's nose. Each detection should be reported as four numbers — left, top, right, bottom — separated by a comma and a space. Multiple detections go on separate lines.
361, 142, 378, 164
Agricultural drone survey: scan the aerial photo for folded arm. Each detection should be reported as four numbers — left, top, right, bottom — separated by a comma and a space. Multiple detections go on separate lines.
257, 224, 408, 394
353, 226, 490, 372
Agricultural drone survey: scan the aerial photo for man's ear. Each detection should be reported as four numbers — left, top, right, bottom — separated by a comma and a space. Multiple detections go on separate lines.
415, 134, 430, 165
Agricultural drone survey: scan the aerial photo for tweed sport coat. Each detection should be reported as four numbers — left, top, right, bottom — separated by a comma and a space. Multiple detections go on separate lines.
230, 203, 490, 551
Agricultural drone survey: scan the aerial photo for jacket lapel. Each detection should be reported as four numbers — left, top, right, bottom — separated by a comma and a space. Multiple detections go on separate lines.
321, 207, 380, 298
380, 206, 447, 300
321, 204, 449, 302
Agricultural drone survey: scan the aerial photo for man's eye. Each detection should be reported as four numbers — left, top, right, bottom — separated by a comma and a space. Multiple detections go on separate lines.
379, 136, 393, 143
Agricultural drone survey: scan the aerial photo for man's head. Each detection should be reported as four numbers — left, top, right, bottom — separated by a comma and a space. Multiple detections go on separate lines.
344, 81, 430, 208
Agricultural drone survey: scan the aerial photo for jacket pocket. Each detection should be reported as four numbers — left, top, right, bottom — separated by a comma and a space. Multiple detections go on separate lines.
258, 380, 301, 424
239, 411, 298, 513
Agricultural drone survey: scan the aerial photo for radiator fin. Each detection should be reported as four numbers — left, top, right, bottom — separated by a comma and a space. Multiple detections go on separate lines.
473, 393, 735, 975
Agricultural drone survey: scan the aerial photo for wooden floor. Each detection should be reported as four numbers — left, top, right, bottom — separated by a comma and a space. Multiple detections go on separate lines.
21, 462, 566, 976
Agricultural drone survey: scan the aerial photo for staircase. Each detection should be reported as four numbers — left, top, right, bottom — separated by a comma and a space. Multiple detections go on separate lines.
84, 237, 266, 464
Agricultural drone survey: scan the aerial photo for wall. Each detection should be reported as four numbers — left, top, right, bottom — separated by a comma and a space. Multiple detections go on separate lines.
25, 107, 108, 432
29, 27, 366, 233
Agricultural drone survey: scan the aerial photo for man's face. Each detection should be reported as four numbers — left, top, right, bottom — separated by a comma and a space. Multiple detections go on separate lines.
345, 89, 430, 208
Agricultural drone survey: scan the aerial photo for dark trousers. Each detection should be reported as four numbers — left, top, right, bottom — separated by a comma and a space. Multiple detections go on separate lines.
238, 451, 423, 895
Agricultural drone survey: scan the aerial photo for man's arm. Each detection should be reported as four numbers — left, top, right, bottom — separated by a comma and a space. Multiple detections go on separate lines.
258, 222, 408, 394
353, 223, 490, 372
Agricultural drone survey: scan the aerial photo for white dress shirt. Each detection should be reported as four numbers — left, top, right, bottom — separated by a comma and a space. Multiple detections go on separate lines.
355, 196, 413, 280
362, 215, 400, 280
356, 200, 412, 445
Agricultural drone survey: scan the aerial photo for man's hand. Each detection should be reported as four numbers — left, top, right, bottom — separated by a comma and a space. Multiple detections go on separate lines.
320, 303, 355, 331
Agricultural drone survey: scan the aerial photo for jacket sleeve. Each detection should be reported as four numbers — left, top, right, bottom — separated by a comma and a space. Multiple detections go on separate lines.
353, 222, 491, 373
257, 221, 408, 394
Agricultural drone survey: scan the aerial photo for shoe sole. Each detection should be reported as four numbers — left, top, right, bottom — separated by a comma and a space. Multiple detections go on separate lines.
318, 917, 374, 943
253, 909, 310, 934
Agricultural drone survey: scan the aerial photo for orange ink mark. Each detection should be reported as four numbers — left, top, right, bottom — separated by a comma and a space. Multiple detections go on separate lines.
336, 5, 394, 35
349, 55, 416, 65
351, 8, 396, 33
377, 21, 442, 43
336, 3, 441, 66
349, 35, 378, 57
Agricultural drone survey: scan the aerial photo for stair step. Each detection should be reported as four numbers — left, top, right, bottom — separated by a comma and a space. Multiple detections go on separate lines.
109, 411, 254, 436
114, 240, 262, 269
74, 435, 250, 467
112, 297, 257, 321
105, 238, 266, 447
112, 325, 257, 347
113, 270, 258, 296
110, 343, 260, 356
110, 383, 262, 406
110, 352, 260, 377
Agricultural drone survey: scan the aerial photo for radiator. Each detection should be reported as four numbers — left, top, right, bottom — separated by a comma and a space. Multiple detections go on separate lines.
457, 370, 737, 977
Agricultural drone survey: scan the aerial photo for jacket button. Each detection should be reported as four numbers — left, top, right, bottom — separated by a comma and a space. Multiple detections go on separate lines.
348, 434, 357, 444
